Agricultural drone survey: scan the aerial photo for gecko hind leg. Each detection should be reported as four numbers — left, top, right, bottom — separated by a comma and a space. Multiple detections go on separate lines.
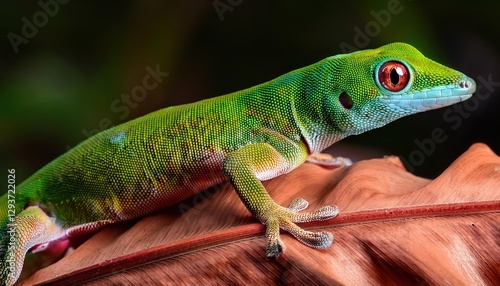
1, 206, 112, 286
307, 153, 352, 168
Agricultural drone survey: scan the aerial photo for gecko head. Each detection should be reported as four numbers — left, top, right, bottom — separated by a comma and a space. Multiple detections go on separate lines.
324, 42, 476, 135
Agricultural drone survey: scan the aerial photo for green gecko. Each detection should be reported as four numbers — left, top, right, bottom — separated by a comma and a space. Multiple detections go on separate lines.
0, 43, 476, 285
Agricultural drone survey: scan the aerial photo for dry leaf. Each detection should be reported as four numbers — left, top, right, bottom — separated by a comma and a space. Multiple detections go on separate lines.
18, 143, 500, 285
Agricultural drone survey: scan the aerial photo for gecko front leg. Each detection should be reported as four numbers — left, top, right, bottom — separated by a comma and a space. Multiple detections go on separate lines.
222, 143, 339, 257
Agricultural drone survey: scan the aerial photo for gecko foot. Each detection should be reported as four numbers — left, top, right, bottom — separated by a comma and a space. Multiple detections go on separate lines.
307, 153, 353, 168
263, 199, 339, 258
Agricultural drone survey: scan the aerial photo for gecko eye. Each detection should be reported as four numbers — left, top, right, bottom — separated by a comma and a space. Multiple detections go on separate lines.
378, 61, 409, 92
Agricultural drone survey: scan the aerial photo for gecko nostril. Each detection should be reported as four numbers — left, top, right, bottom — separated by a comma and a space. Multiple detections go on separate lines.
458, 78, 475, 90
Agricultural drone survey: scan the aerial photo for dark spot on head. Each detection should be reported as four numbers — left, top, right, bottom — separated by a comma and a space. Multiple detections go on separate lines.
339, 92, 353, 109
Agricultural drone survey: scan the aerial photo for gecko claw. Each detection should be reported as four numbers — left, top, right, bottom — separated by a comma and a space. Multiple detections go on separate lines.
265, 216, 286, 257
266, 237, 286, 258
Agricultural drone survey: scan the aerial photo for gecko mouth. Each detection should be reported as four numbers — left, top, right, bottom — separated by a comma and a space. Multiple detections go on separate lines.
379, 77, 476, 112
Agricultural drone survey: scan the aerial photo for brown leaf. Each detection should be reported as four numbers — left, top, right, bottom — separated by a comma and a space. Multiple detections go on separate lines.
19, 143, 500, 285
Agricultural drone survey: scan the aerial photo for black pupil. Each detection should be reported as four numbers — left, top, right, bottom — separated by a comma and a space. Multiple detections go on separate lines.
390, 68, 400, 85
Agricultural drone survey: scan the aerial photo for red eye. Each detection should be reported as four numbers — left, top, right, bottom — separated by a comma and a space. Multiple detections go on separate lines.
378, 61, 409, 92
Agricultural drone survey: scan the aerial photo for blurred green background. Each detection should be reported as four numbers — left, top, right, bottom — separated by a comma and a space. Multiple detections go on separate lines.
1, 0, 499, 185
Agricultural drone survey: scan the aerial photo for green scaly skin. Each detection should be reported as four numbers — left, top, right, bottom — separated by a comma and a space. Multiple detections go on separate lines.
0, 43, 476, 285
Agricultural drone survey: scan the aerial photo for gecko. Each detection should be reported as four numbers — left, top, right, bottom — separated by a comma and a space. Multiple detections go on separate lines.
0, 43, 476, 285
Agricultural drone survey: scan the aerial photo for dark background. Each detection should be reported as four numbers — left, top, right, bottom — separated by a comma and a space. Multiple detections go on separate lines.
1, 0, 499, 185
